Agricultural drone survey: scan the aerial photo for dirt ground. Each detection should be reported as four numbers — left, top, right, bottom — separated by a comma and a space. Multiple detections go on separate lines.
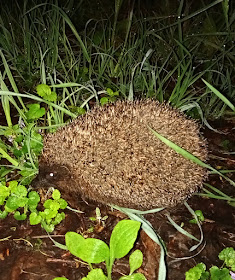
0, 118, 234, 280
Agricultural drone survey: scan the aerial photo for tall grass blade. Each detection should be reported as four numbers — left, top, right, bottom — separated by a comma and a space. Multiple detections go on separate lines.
156, 0, 224, 32
202, 79, 235, 112
184, 202, 204, 251
148, 126, 235, 187
0, 147, 19, 166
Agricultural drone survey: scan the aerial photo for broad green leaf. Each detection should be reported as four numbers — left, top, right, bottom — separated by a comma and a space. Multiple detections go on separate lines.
68, 106, 86, 115
13, 148, 22, 157
25, 104, 46, 120
81, 268, 107, 280
36, 84, 51, 97
79, 238, 109, 264
129, 250, 143, 275
17, 197, 28, 208
65, 232, 85, 257
36, 84, 57, 101
76, 107, 86, 115
119, 273, 146, 280
4, 205, 15, 213
110, 220, 141, 262
65, 232, 109, 263
219, 247, 235, 270
15, 134, 24, 143
20, 169, 36, 177
29, 130, 43, 155
190, 210, 205, 224
106, 88, 114, 95
44, 91, 57, 102
0, 197, 5, 205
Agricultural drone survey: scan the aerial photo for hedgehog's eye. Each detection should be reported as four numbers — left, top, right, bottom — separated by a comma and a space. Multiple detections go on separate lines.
45, 171, 58, 180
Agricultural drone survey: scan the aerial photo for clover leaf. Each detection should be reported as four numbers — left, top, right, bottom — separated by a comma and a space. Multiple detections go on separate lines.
0, 210, 8, 219
28, 191, 40, 206
14, 211, 27, 220
209, 266, 232, 280
185, 263, 209, 280
219, 247, 235, 271
52, 189, 61, 200
29, 212, 42, 225
58, 198, 68, 209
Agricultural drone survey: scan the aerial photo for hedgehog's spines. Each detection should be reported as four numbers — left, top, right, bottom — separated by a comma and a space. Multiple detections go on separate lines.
40, 100, 207, 210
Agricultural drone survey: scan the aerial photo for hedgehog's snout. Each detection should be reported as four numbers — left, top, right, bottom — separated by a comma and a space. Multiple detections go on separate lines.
32, 171, 56, 189
32, 164, 72, 190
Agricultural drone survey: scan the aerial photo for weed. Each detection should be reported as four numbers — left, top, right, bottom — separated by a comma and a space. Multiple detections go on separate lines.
0, 181, 67, 232
185, 247, 235, 280
54, 219, 146, 280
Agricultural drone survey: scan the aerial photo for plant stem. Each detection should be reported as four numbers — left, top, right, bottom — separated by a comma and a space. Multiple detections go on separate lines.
107, 259, 114, 280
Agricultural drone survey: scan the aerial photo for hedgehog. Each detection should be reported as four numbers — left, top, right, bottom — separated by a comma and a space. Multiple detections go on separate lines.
34, 100, 207, 210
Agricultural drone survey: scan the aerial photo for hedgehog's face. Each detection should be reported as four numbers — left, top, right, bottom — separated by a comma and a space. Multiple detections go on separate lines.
32, 163, 72, 190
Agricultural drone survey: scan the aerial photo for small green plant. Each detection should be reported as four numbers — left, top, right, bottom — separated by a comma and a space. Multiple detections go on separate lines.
54, 220, 146, 280
0, 114, 44, 184
189, 210, 205, 224
219, 248, 235, 271
0, 181, 67, 232
30, 189, 67, 232
0, 180, 40, 220
100, 88, 119, 106
89, 207, 108, 227
185, 247, 235, 280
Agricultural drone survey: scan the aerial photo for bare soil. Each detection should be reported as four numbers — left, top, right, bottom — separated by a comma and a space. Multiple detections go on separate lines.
0, 116, 234, 280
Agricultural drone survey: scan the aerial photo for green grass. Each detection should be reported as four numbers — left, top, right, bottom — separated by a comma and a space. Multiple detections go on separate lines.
0, 0, 234, 121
